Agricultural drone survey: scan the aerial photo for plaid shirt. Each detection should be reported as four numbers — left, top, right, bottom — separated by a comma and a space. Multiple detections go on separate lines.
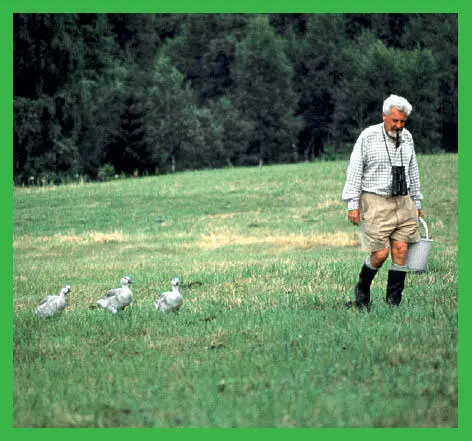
342, 123, 423, 210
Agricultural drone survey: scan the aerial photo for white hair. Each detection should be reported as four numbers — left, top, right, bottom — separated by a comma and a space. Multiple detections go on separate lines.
383, 94, 413, 116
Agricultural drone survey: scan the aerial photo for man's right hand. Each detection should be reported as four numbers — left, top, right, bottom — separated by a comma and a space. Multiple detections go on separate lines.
348, 209, 360, 225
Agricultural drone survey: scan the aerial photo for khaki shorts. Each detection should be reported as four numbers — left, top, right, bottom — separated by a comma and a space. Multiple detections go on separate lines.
359, 192, 420, 252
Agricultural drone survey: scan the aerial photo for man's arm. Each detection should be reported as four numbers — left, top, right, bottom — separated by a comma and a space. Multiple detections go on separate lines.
342, 134, 364, 220
408, 145, 423, 212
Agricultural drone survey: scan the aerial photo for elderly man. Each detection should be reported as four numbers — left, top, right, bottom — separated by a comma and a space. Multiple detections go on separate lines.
342, 94, 423, 309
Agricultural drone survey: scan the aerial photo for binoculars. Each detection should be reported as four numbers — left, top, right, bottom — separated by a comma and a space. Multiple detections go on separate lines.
391, 165, 408, 196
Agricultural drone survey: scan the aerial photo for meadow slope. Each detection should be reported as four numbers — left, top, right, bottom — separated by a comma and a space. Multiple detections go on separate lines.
13, 155, 458, 427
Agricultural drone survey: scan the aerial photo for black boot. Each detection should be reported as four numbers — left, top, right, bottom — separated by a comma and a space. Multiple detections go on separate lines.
386, 270, 407, 307
346, 264, 378, 310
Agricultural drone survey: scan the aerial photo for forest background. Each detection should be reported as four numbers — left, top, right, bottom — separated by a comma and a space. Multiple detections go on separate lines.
13, 13, 457, 184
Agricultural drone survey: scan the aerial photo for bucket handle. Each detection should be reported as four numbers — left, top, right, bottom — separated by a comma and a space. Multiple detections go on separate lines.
418, 217, 429, 240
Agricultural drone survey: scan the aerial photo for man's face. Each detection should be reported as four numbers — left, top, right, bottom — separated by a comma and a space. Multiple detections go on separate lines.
382, 106, 407, 138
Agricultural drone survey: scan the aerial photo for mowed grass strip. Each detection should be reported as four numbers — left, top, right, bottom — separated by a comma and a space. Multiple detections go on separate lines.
13, 155, 457, 427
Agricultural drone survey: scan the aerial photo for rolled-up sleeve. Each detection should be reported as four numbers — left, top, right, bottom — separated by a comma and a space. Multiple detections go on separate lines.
342, 135, 364, 210
408, 148, 423, 209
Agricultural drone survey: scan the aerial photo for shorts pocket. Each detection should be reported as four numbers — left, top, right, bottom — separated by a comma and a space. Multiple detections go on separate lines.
406, 196, 418, 219
360, 194, 372, 221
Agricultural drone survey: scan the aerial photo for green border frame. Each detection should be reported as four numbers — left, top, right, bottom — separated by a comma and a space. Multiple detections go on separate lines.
3, 1, 467, 439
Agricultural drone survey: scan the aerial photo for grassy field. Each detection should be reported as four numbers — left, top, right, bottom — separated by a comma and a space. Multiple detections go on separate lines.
13, 154, 458, 428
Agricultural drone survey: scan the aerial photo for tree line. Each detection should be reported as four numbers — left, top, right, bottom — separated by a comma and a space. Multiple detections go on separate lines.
13, 13, 457, 184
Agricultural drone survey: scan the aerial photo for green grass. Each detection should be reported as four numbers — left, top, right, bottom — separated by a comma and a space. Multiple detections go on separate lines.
13, 155, 457, 427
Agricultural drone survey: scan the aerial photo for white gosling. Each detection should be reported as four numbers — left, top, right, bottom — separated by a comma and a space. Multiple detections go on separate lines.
97, 276, 133, 315
35, 285, 72, 318
155, 277, 183, 313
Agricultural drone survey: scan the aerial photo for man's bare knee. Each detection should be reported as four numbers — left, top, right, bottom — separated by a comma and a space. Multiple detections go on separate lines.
391, 240, 408, 264
370, 248, 390, 268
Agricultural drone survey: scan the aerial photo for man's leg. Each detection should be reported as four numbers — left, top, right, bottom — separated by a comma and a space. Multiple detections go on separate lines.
386, 240, 409, 306
348, 248, 389, 309
370, 248, 391, 269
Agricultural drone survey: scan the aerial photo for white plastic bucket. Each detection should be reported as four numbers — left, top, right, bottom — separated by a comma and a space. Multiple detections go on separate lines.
407, 217, 433, 272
